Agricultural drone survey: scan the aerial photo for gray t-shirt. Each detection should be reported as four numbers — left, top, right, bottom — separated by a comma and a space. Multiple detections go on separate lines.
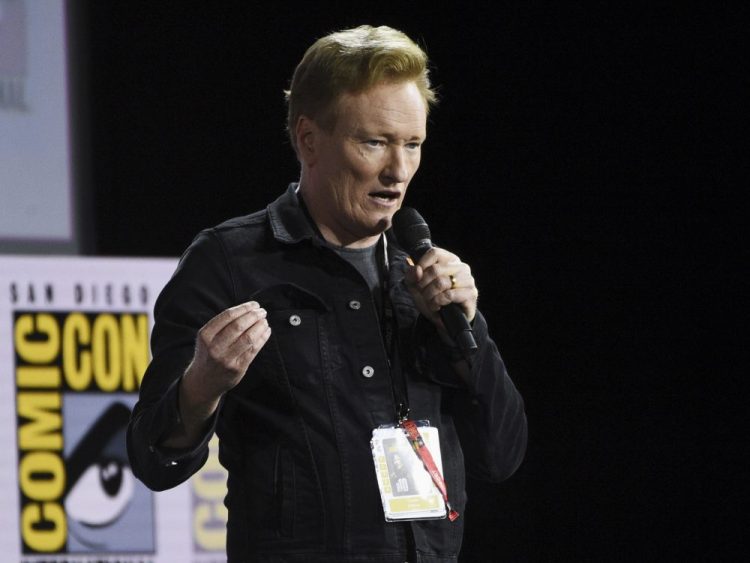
330, 241, 381, 293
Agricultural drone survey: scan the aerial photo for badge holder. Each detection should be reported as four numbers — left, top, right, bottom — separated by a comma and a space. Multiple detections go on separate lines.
370, 420, 458, 522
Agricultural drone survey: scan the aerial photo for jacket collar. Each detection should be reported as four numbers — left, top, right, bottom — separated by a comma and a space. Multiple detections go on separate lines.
267, 183, 410, 267
267, 184, 318, 244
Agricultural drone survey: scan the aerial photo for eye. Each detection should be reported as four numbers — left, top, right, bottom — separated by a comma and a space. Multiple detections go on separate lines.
63, 401, 136, 533
365, 139, 386, 148
405, 141, 422, 150
65, 458, 135, 526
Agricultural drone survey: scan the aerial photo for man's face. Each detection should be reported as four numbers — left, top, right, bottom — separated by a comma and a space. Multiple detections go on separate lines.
302, 80, 427, 248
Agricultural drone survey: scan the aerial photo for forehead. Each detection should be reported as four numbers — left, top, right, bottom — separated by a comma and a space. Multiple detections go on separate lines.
332, 81, 427, 136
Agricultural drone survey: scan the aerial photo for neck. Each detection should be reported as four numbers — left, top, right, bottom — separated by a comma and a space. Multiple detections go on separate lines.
317, 225, 381, 249
298, 183, 382, 249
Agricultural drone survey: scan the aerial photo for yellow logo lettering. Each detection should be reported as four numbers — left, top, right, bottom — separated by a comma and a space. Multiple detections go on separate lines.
62, 313, 92, 391
19, 451, 65, 501
17, 393, 62, 451
16, 366, 61, 388
21, 502, 66, 552
15, 314, 60, 364
92, 314, 121, 391
121, 314, 149, 391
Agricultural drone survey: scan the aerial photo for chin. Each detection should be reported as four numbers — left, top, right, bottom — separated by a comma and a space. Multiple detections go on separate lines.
376, 215, 393, 231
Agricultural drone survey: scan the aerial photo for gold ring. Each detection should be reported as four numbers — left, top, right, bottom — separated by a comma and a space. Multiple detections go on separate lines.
449, 274, 457, 290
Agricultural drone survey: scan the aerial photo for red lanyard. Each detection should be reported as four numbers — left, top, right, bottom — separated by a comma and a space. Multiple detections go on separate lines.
400, 419, 459, 522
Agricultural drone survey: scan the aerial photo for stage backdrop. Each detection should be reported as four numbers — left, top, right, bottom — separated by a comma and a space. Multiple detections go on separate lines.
0, 255, 228, 562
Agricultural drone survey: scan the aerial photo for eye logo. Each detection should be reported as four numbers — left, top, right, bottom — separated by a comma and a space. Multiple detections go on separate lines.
62, 396, 154, 554
64, 401, 138, 548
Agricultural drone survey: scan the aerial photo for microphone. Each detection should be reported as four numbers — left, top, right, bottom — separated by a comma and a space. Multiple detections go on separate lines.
392, 207, 478, 358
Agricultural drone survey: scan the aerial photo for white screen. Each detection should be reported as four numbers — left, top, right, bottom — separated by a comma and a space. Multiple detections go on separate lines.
0, 0, 76, 253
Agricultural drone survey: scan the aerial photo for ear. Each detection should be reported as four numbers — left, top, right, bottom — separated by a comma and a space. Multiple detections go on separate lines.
295, 115, 319, 165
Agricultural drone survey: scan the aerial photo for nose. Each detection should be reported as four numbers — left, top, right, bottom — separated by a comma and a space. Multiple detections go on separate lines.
381, 146, 410, 185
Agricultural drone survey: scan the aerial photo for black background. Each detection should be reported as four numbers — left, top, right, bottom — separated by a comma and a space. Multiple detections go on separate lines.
73, 2, 744, 561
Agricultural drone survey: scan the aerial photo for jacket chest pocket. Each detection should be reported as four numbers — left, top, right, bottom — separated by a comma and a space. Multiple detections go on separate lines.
251, 283, 328, 390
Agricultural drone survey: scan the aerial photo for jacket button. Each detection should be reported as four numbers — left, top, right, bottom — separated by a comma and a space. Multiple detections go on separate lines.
289, 314, 302, 326
348, 300, 361, 310
362, 365, 375, 378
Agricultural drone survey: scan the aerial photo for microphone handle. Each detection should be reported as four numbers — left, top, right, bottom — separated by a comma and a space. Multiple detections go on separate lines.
440, 304, 478, 357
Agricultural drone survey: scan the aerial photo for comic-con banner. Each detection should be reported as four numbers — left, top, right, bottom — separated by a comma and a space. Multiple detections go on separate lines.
0, 256, 228, 562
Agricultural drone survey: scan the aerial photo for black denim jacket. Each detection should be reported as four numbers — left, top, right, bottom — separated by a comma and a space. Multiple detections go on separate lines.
127, 185, 527, 563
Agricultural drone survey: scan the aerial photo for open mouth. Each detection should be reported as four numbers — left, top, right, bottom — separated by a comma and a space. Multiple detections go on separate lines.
369, 190, 401, 202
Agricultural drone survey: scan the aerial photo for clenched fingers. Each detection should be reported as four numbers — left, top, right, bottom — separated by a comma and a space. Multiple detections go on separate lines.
210, 303, 269, 356
406, 248, 478, 323
199, 301, 263, 344
192, 301, 272, 395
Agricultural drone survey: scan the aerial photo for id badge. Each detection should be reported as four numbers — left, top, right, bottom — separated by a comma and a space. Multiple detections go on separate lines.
370, 421, 447, 521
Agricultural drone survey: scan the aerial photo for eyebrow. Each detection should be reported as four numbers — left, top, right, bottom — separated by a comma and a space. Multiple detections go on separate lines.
351, 127, 426, 142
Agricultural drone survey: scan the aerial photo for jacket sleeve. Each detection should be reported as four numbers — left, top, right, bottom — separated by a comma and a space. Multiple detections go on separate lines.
126, 230, 235, 491
414, 311, 528, 483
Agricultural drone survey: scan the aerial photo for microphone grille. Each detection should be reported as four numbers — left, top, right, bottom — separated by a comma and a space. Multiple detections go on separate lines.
392, 207, 431, 253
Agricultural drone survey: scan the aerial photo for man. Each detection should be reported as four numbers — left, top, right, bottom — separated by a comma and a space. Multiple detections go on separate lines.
127, 25, 526, 562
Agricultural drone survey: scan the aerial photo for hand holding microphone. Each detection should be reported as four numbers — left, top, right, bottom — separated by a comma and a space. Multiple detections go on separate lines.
392, 207, 478, 357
